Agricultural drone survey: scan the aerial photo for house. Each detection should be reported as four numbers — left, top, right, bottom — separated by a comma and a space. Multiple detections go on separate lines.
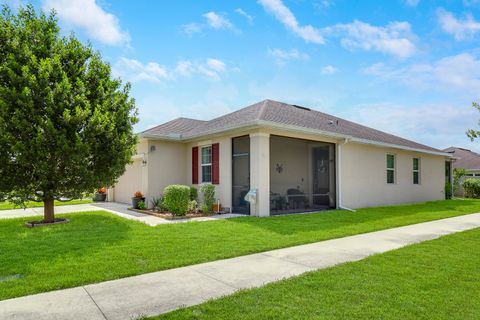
443, 147, 480, 196
112, 99, 452, 216
443, 147, 480, 177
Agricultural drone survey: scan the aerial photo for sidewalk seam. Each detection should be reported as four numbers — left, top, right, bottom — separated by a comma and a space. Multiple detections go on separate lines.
82, 287, 108, 320
188, 267, 241, 290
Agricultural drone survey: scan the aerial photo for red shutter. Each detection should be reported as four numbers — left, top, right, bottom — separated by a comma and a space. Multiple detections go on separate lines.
192, 147, 198, 184
212, 143, 220, 185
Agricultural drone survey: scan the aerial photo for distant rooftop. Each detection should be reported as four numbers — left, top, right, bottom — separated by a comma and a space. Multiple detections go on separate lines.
443, 147, 480, 170
141, 99, 445, 155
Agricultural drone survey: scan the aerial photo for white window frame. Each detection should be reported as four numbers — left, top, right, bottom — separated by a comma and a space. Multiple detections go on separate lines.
413, 157, 420, 185
201, 145, 212, 183
386, 154, 396, 184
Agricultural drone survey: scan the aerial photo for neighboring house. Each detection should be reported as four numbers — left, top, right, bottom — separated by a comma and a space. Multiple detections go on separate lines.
443, 147, 480, 196
112, 99, 452, 216
443, 147, 480, 177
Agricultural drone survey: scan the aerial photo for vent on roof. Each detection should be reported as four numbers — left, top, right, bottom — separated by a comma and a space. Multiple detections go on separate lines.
291, 104, 311, 111
328, 119, 339, 125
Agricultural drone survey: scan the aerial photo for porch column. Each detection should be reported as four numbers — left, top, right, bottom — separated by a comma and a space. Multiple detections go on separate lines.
249, 133, 270, 217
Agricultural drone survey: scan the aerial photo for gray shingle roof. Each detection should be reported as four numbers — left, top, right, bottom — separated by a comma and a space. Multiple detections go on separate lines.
141, 99, 444, 154
443, 147, 480, 170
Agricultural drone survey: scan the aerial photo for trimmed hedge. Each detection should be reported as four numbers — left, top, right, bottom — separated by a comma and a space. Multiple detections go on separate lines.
163, 185, 190, 216
462, 178, 480, 198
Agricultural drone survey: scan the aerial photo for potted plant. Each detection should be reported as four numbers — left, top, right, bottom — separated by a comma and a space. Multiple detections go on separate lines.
132, 191, 145, 209
94, 187, 107, 202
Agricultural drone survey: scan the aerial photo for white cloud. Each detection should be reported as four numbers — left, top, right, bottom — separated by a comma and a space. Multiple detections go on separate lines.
258, 0, 324, 44
437, 9, 480, 41
344, 102, 478, 151
235, 8, 254, 24
321, 65, 337, 74
267, 48, 309, 64
113, 58, 168, 83
364, 53, 480, 95
207, 59, 226, 72
404, 0, 420, 7
114, 57, 230, 83
324, 20, 417, 59
182, 22, 202, 35
203, 11, 233, 29
43, 0, 129, 46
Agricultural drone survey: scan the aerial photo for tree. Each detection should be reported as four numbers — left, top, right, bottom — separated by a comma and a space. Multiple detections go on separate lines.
0, 5, 138, 223
453, 168, 466, 196
467, 102, 480, 140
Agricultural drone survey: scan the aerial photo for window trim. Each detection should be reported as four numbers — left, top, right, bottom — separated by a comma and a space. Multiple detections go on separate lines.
386, 153, 396, 184
413, 157, 420, 185
200, 145, 212, 183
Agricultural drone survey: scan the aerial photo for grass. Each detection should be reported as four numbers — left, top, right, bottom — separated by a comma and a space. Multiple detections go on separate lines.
0, 199, 92, 210
1, 199, 480, 301
154, 227, 480, 320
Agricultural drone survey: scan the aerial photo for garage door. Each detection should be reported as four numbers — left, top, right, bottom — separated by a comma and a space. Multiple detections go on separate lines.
114, 158, 143, 204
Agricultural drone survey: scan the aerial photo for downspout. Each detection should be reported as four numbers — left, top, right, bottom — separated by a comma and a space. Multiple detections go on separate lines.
337, 138, 356, 212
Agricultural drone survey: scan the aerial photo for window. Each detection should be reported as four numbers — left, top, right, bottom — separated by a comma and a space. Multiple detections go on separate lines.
386, 154, 395, 184
413, 158, 420, 184
201, 146, 212, 183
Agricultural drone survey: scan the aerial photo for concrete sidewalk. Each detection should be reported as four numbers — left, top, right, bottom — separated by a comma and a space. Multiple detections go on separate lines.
1, 213, 480, 320
0, 202, 243, 226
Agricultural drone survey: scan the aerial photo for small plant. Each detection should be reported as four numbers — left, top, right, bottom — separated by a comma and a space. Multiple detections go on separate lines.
453, 168, 466, 195
150, 196, 163, 212
200, 184, 215, 214
462, 178, 480, 198
97, 187, 107, 194
137, 200, 146, 210
188, 200, 198, 213
190, 187, 198, 202
134, 191, 143, 198
163, 185, 190, 216
445, 182, 452, 200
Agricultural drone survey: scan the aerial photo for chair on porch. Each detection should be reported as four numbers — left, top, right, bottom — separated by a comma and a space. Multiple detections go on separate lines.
286, 188, 309, 210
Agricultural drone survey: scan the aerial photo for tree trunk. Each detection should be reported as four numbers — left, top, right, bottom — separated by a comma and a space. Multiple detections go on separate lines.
43, 197, 55, 223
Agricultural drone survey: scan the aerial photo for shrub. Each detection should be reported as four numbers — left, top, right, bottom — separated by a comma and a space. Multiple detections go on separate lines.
445, 182, 452, 200
137, 200, 146, 210
134, 191, 143, 198
453, 168, 466, 195
462, 178, 480, 198
163, 185, 190, 216
150, 196, 163, 212
190, 187, 198, 202
200, 184, 215, 214
188, 200, 197, 213
97, 187, 107, 194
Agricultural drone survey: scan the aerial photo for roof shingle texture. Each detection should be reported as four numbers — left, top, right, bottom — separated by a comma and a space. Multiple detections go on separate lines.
443, 147, 480, 170
142, 99, 441, 153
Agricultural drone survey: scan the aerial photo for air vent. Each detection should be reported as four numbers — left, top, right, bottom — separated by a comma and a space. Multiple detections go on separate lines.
291, 104, 311, 111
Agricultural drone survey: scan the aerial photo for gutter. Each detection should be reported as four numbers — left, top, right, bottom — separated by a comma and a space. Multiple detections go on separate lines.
337, 138, 356, 212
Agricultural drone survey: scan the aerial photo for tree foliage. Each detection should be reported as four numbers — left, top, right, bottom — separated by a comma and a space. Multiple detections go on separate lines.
467, 102, 480, 140
0, 5, 138, 221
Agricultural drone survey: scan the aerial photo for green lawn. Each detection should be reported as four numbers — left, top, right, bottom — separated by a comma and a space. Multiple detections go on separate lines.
155, 226, 480, 320
0, 199, 92, 210
1, 199, 480, 301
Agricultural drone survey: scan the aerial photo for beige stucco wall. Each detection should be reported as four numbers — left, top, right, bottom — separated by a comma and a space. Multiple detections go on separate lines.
339, 142, 446, 209
146, 140, 187, 202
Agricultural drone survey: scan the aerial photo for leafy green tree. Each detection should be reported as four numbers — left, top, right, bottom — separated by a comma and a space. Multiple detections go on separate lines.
467, 102, 480, 140
0, 5, 138, 223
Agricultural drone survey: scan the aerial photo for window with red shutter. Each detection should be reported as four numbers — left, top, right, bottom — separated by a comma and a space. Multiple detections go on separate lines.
192, 147, 198, 184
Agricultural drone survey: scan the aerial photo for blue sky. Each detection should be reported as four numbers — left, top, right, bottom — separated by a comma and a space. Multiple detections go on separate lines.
6, 0, 480, 151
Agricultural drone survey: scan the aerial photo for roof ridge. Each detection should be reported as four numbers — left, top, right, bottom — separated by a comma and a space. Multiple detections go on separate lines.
256, 99, 269, 120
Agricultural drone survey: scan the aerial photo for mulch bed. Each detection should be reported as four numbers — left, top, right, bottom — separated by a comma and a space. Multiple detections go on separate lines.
25, 218, 70, 228
128, 208, 218, 220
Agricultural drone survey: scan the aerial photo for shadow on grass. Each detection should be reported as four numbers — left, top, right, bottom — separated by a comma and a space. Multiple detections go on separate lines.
0, 212, 132, 278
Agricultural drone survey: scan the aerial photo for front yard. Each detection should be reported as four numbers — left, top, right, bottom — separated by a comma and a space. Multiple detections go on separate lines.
155, 225, 480, 319
0, 199, 92, 210
1, 199, 480, 301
